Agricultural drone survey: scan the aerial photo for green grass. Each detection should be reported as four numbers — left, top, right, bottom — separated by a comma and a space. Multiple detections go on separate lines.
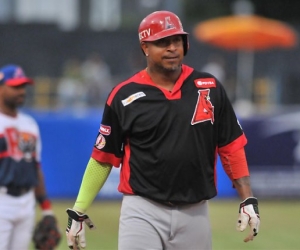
209, 199, 300, 250
33, 199, 300, 250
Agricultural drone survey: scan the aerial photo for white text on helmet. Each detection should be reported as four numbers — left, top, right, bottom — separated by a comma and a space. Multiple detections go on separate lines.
139, 29, 151, 41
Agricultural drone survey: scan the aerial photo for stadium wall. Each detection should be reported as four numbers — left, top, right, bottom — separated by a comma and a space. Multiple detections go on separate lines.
25, 108, 300, 199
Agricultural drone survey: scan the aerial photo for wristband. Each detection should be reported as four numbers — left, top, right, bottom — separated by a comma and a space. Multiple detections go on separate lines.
37, 195, 52, 210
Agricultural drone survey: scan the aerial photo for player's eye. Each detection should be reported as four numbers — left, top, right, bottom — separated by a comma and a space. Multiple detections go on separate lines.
153, 36, 183, 47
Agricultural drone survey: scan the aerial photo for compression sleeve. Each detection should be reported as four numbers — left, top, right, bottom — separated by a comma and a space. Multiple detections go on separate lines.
73, 157, 112, 213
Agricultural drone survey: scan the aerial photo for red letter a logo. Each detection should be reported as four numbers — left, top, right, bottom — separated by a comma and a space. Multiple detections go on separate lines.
191, 89, 214, 125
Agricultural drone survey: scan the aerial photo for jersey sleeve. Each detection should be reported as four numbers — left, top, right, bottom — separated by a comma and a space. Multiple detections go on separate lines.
217, 84, 247, 154
36, 124, 42, 163
219, 147, 249, 180
216, 84, 249, 181
91, 102, 124, 167
24, 115, 42, 163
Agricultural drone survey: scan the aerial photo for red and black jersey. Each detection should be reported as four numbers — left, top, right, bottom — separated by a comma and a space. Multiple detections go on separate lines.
92, 64, 247, 204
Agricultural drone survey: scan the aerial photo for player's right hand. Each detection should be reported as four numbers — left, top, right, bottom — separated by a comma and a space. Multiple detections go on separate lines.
66, 208, 96, 249
236, 197, 260, 242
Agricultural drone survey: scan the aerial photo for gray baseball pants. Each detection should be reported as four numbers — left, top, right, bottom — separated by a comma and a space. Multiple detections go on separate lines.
118, 195, 212, 250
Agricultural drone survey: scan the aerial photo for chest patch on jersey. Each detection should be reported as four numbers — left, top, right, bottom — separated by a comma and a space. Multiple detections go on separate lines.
4, 128, 36, 162
194, 78, 216, 88
191, 89, 215, 125
121, 92, 146, 106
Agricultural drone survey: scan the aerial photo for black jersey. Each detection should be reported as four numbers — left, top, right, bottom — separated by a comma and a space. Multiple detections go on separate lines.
92, 64, 247, 204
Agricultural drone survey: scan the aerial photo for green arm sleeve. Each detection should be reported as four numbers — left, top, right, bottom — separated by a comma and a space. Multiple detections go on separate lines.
73, 157, 112, 213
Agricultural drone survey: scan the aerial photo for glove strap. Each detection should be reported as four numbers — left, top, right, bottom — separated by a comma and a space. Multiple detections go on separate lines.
66, 208, 95, 229
239, 197, 259, 214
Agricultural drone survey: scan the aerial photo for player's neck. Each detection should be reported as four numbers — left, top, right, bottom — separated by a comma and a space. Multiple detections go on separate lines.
0, 104, 18, 117
146, 67, 181, 91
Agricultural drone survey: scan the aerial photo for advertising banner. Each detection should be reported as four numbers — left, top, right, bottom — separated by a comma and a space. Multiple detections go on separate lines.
27, 108, 300, 199
242, 111, 300, 198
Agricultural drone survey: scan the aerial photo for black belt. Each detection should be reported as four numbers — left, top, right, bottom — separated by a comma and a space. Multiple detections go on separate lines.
159, 201, 191, 208
133, 195, 195, 208
6, 186, 31, 197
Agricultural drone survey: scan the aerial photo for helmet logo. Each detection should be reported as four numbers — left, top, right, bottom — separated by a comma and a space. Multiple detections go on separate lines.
139, 28, 151, 41
165, 16, 175, 30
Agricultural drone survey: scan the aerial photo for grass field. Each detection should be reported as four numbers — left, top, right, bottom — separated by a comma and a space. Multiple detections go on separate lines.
36, 199, 300, 250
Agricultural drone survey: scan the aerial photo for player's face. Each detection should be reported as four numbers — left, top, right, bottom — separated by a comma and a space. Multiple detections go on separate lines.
143, 35, 184, 73
0, 84, 27, 110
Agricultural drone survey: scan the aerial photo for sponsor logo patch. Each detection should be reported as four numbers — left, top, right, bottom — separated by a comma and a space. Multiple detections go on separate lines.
194, 78, 216, 88
121, 92, 146, 106
95, 134, 106, 149
99, 124, 111, 135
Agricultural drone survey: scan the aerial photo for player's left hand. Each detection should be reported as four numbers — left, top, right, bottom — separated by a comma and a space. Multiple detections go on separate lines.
236, 197, 260, 242
66, 208, 96, 249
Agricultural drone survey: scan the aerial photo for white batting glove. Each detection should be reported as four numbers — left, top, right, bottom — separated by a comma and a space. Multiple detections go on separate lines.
66, 208, 96, 249
236, 197, 260, 242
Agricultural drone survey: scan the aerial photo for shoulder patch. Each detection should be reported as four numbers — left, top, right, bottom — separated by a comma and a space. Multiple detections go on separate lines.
95, 134, 106, 150
121, 91, 146, 106
99, 124, 111, 135
194, 78, 216, 88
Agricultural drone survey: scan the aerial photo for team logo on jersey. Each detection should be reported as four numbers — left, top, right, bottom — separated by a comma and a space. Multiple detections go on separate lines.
191, 89, 215, 125
19, 132, 36, 161
4, 128, 36, 162
121, 92, 146, 106
95, 134, 106, 150
99, 124, 111, 135
194, 78, 216, 88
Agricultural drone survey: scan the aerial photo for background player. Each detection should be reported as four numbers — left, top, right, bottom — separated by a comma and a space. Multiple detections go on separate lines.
66, 10, 260, 250
0, 64, 59, 250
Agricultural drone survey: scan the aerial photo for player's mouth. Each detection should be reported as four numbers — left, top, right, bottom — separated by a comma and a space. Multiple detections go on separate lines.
163, 56, 179, 62
15, 95, 25, 104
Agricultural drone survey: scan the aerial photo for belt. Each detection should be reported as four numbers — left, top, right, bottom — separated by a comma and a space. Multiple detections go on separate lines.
159, 201, 191, 208
130, 195, 195, 208
0, 186, 31, 197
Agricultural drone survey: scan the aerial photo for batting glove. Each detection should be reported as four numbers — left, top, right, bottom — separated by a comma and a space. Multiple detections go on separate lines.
66, 208, 96, 249
236, 197, 260, 242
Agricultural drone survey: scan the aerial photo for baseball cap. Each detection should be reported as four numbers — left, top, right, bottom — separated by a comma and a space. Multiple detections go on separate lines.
0, 64, 33, 86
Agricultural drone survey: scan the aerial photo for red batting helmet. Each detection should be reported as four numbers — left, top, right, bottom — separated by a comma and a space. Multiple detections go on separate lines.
138, 11, 189, 55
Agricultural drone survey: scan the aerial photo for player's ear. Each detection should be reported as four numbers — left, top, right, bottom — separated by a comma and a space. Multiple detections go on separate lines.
141, 42, 149, 56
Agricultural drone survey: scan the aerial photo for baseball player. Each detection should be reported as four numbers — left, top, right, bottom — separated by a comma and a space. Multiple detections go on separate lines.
66, 10, 260, 250
0, 64, 60, 250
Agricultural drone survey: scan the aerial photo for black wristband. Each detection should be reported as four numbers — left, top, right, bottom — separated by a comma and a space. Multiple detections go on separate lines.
66, 208, 88, 221
36, 195, 48, 204
239, 197, 259, 214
